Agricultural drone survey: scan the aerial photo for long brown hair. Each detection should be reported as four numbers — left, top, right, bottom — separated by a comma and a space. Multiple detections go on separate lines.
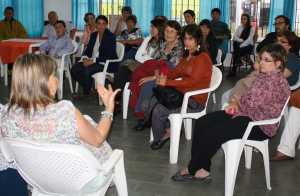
8, 54, 57, 116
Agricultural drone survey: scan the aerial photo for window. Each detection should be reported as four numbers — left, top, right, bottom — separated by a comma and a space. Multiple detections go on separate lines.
296, 0, 300, 36
232, 0, 270, 38
171, 0, 200, 25
100, 0, 124, 16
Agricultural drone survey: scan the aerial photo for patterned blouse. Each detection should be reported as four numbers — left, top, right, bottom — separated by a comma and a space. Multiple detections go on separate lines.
234, 70, 290, 137
0, 100, 112, 171
154, 40, 183, 67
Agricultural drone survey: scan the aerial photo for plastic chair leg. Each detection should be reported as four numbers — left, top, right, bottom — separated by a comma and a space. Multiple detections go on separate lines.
222, 141, 243, 196
244, 145, 253, 169
122, 83, 130, 119
183, 118, 192, 140
113, 152, 128, 196
169, 114, 183, 164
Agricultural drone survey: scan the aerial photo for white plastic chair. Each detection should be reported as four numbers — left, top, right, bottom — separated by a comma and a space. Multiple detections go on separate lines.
122, 82, 131, 119
1, 138, 128, 196
221, 96, 290, 196
0, 58, 8, 86
74, 42, 124, 104
223, 52, 232, 68
57, 40, 79, 100
158, 66, 223, 164
212, 50, 223, 104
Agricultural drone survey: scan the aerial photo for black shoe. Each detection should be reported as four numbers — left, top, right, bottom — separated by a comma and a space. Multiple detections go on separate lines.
171, 171, 212, 182
150, 138, 170, 150
134, 120, 149, 131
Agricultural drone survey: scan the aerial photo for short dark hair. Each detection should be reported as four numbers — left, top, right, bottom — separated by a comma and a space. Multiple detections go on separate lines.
84, 12, 95, 23
4, 6, 14, 13
277, 31, 299, 54
55, 20, 66, 28
166, 20, 181, 36
182, 24, 204, 57
259, 43, 287, 71
96, 15, 108, 24
184, 9, 195, 17
211, 8, 221, 15
122, 6, 132, 14
275, 15, 291, 30
154, 15, 168, 23
126, 15, 137, 24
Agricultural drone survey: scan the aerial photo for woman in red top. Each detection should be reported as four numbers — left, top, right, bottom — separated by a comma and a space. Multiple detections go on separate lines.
140, 24, 212, 150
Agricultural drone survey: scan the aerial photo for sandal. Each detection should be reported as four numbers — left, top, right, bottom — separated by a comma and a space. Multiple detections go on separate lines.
171, 171, 212, 182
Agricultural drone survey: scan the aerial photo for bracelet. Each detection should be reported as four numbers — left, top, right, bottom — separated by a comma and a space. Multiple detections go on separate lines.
101, 111, 113, 121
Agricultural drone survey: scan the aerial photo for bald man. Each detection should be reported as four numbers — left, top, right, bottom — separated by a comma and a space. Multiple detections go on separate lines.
43, 11, 74, 39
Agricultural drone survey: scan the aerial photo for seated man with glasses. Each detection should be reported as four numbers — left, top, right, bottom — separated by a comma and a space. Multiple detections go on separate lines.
256, 15, 300, 56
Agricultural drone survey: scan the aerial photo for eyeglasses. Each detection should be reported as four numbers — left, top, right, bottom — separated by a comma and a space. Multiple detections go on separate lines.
273, 22, 286, 26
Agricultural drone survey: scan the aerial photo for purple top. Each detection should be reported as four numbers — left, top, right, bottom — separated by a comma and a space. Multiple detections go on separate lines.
234, 70, 290, 137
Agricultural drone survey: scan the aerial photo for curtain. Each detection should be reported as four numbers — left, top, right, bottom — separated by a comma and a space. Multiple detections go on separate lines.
268, 0, 285, 32
72, 0, 99, 30
125, 0, 154, 35
0, 0, 12, 19
199, 0, 230, 23
283, 0, 296, 31
0, 0, 43, 37
153, 0, 171, 19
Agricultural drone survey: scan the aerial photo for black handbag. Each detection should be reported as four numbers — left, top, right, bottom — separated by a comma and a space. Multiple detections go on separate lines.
153, 86, 184, 110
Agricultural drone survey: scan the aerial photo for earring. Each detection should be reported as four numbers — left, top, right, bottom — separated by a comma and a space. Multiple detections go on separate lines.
197, 45, 200, 51
184, 47, 187, 50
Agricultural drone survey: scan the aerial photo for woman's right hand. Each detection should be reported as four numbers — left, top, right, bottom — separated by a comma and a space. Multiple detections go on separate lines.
225, 103, 239, 115
138, 76, 156, 86
97, 85, 120, 112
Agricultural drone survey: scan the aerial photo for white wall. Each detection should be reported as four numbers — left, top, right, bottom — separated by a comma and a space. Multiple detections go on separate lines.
44, 0, 72, 21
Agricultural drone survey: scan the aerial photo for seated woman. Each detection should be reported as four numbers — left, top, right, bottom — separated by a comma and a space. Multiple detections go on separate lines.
71, 15, 118, 96
129, 20, 183, 117
199, 19, 218, 64
228, 14, 255, 77
82, 12, 97, 48
172, 43, 290, 181
140, 24, 212, 150
117, 15, 143, 60
277, 31, 300, 86
113, 18, 165, 91
0, 54, 119, 188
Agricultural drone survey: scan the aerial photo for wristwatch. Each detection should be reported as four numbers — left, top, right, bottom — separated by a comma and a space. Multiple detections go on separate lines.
101, 111, 113, 121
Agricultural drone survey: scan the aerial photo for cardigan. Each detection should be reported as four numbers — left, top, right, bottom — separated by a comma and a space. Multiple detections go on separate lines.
166, 52, 212, 105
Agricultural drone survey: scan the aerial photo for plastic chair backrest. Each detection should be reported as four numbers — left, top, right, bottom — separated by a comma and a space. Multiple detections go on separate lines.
116, 42, 125, 61
4, 138, 106, 195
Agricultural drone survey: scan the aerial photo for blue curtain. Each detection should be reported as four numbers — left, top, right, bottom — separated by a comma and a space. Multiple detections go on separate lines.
199, 0, 230, 23
153, 0, 171, 19
268, 0, 296, 32
0, 0, 12, 19
72, 0, 99, 30
283, 0, 296, 31
0, 0, 43, 37
268, 0, 285, 32
125, 0, 154, 35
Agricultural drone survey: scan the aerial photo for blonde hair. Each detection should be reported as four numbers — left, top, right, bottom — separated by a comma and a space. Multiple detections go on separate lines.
8, 54, 57, 115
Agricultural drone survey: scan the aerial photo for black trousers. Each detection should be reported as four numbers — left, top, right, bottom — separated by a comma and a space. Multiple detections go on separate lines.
0, 168, 28, 196
232, 42, 253, 71
188, 111, 269, 174
113, 66, 132, 90
71, 62, 103, 94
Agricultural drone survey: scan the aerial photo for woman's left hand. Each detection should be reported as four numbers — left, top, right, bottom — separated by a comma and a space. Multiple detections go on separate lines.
97, 85, 120, 113
156, 74, 167, 86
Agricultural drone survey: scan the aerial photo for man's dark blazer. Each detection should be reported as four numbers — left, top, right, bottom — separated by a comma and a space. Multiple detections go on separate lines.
83, 29, 119, 72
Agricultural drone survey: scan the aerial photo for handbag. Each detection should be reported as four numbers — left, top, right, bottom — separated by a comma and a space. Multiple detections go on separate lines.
153, 86, 184, 110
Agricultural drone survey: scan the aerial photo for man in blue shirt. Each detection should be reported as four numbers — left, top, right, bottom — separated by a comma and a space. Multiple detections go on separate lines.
40, 20, 74, 59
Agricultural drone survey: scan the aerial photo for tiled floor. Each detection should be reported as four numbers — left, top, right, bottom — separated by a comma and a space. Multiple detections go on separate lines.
0, 72, 299, 196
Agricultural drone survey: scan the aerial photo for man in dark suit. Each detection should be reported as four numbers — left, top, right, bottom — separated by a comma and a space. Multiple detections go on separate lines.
256, 15, 300, 55
71, 15, 118, 95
